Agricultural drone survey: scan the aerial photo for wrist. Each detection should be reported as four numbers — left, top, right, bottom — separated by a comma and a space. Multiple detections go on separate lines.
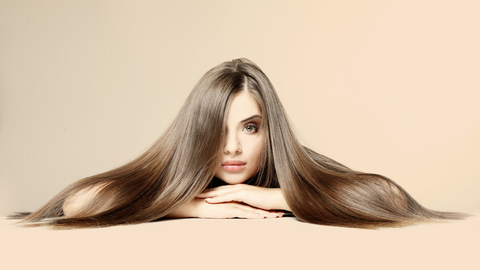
272, 188, 291, 211
166, 198, 200, 218
187, 198, 203, 218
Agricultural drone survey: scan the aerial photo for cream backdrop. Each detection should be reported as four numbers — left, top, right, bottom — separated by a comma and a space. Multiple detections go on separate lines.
1, 0, 479, 217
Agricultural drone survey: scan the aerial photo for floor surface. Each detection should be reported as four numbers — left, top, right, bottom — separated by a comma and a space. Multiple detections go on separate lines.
1, 214, 479, 270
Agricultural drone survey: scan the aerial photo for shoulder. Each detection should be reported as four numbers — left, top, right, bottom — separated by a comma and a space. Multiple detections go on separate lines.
63, 183, 106, 217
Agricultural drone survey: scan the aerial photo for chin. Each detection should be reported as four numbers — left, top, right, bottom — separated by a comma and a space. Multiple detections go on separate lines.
215, 173, 250, 185
220, 178, 248, 185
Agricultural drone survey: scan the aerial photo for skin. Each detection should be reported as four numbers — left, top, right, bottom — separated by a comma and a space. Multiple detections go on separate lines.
169, 91, 291, 219
63, 91, 291, 219
214, 90, 264, 185
62, 183, 108, 217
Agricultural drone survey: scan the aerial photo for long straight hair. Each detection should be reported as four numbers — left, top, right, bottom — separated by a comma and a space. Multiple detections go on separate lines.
16, 58, 468, 229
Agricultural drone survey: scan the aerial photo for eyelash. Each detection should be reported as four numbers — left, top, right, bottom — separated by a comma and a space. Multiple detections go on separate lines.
243, 123, 260, 133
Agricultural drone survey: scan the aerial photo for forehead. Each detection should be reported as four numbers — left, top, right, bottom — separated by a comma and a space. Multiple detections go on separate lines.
226, 91, 261, 122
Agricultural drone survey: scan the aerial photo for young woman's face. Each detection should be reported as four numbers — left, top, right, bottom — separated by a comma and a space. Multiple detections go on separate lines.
214, 91, 264, 184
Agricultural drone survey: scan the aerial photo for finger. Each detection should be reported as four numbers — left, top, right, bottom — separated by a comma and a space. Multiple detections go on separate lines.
243, 210, 282, 219
200, 184, 246, 195
197, 186, 240, 198
204, 192, 242, 204
233, 204, 282, 219
235, 208, 275, 219
225, 203, 268, 219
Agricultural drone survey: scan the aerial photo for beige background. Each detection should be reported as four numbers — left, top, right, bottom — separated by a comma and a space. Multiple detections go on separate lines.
1, 1, 479, 270
1, 1, 479, 215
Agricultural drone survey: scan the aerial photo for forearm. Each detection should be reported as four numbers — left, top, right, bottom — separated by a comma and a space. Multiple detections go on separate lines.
164, 198, 200, 218
271, 188, 291, 211
198, 185, 292, 212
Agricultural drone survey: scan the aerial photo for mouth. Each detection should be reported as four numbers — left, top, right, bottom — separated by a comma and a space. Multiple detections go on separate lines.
221, 160, 246, 172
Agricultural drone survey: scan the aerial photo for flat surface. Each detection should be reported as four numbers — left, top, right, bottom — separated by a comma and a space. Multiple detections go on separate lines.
1, 214, 479, 270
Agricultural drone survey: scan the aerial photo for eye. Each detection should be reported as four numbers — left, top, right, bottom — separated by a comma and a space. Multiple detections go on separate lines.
243, 123, 259, 133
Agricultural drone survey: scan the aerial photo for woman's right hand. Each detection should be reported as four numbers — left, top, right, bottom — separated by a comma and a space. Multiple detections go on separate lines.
166, 198, 284, 219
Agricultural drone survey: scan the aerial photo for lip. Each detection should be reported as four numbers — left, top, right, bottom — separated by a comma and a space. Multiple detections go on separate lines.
221, 160, 246, 172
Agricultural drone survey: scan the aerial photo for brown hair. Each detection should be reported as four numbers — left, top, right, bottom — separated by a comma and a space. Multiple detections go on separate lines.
15, 58, 468, 229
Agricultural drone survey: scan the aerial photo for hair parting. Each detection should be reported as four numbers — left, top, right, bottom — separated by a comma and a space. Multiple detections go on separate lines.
13, 58, 469, 229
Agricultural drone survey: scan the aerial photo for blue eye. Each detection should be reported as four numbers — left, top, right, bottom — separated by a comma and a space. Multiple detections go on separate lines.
243, 124, 259, 133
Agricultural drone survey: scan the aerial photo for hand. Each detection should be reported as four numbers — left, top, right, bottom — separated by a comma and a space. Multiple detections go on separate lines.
196, 184, 291, 211
167, 198, 283, 219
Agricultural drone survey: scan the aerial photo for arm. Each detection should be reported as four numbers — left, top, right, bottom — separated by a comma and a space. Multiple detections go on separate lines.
166, 197, 284, 219
64, 184, 286, 219
196, 184, 292, 212
62, 184, 107, 218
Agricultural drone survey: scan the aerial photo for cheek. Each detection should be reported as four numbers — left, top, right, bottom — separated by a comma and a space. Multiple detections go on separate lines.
248, 136, 264, 163
254, 142, 263, 162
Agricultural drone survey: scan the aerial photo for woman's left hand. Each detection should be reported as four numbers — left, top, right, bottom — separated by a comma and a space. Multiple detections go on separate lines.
196, 184, 291, 211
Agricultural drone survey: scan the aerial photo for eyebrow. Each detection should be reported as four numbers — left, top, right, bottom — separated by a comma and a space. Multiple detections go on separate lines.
240, 115, 262, 123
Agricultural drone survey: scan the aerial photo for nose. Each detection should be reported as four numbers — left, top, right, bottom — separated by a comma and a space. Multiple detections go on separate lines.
223, 131, 242, 155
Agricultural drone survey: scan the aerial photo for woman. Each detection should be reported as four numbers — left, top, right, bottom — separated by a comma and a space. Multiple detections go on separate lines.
14, 58, 468, 229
